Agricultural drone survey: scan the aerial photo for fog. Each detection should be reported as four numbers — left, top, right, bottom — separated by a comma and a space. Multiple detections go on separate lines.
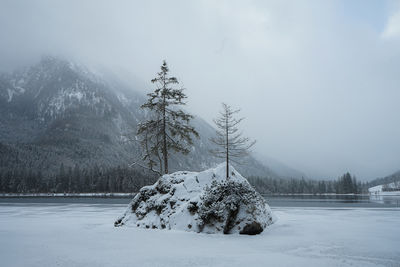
1, 0, 399, 180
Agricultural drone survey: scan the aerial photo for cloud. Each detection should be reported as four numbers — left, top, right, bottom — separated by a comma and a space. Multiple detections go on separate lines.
382, 8, 400, 38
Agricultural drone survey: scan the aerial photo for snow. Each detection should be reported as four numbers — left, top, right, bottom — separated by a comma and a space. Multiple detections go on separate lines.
116, 164, 274, 234
7, 88, 14, 102
369, 182, 400, 196
44, 87, 104, 118
116, 92, 130, 106
68, 90, 84, 101
6, 86, 25, 102
0, 203, 399, 267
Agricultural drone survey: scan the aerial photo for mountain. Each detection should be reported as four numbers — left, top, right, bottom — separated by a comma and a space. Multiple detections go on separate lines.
0, 56, 276, 179
253, 153, 306, 179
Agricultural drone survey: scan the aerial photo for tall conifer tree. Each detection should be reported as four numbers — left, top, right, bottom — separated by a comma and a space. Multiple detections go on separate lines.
137, 61, 198, 174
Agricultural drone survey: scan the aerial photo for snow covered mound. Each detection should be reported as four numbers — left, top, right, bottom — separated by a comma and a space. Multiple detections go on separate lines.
115, 164, 275, 235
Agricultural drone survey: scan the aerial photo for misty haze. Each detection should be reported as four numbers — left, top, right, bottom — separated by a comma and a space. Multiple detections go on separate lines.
0, 1, 399, 267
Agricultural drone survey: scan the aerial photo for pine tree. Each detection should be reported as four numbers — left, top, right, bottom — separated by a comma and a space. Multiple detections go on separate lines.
343, 172, 353, 194
72, 164, 81, 192
137, 61, 199, 175
352, 176, 359, 194
57, 163, 66, 192
210, 103, 256, 179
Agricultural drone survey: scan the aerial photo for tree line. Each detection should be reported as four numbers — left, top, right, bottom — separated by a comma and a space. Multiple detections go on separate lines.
248, 172, 364, 194
0, 164, 157, 194
0, 163, 365, 194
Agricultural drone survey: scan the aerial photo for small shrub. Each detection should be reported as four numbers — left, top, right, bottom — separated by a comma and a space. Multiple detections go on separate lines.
197, 180, 260, 234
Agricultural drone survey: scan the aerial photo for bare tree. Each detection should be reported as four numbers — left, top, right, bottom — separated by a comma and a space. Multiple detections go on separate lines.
210, 103, 256, 179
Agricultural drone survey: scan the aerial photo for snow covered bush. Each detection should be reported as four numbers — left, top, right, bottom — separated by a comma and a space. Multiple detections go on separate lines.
198, 180, 270, 234
115, 164, 275, 235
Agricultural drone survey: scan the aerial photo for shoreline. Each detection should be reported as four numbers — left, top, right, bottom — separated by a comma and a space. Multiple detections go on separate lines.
0, 193, 136, 198
0, 192, 380, 198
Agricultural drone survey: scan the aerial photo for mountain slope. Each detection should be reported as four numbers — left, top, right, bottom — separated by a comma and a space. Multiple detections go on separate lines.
254, 153, 306, 179
366, 170, 400, 189
0, 57, 275, 178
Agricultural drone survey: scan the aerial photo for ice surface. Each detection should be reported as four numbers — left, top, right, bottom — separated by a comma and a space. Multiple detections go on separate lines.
0, 203, 399, 267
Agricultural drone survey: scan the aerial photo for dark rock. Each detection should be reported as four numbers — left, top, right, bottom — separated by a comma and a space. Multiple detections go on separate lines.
240, 222, 263, 235
187, 201, 198, 214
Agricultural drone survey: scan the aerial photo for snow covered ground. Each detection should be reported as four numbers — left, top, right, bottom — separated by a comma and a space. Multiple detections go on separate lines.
0, 203, 399, 267
369, 183, 400, 196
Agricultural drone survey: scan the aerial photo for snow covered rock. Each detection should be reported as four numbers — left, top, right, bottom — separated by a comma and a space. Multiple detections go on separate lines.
115, 164, 275, 235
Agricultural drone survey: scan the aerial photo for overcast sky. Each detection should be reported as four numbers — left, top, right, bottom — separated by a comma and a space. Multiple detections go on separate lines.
1, 0, 400, 180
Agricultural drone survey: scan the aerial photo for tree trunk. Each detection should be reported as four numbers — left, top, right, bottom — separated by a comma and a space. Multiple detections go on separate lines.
162, 77, 168, 174
226, 114, 229, 179
163, 111, 168, 174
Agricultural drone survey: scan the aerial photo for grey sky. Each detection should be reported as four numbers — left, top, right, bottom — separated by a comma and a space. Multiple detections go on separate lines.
1, 0, 399, 180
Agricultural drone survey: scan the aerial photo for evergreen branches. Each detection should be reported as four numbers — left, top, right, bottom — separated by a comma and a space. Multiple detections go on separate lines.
137, 61, 198, 174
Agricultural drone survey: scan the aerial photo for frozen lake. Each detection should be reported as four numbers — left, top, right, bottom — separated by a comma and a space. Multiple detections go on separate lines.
0, 199, 399, 266
1, 194, 399, 208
